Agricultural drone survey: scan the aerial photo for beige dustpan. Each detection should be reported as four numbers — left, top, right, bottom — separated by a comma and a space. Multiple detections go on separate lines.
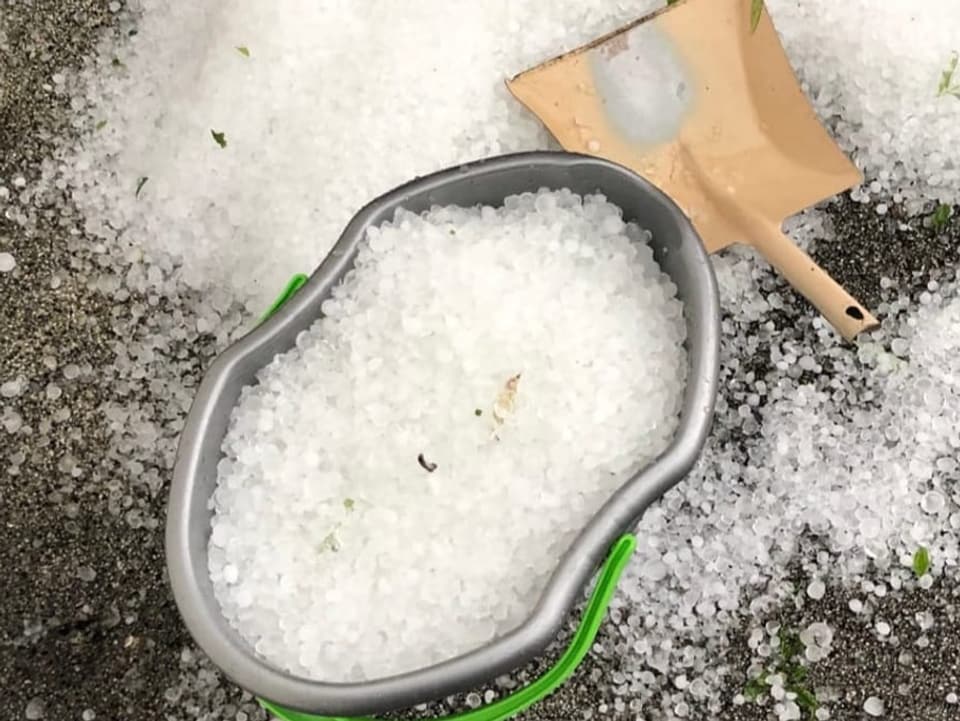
507, 0, 878, 340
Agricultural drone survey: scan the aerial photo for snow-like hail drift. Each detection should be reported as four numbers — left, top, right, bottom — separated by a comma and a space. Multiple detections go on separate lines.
2, 0, 958, 718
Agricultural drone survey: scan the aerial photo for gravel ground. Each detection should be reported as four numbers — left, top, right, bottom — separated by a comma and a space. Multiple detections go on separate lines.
722, 570, 960, 721
3, 3, 960, 721
0, 4, 196, 721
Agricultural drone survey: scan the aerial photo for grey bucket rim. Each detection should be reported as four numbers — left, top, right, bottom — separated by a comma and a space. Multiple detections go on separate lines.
165, 151, 721, 717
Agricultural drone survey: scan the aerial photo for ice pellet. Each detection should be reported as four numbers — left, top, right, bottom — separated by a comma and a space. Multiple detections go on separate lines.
863, 696, 885, 717
806, 579, 825, 600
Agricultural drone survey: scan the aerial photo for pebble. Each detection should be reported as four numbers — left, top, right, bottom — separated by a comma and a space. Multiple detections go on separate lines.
25, 698, 44, 720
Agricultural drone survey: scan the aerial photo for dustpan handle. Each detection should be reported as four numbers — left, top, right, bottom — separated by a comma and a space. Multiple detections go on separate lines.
753, 224, 878, 341
255, 275, 638, 721
259, 534, 637, 721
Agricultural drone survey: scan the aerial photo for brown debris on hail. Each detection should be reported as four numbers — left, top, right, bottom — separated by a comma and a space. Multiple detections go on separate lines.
491, 373, 521, 440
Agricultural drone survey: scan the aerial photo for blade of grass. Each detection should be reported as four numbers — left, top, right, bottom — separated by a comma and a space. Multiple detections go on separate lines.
913, 546, 931, 577
750, 0, 764, 32
939, 52, 959, 96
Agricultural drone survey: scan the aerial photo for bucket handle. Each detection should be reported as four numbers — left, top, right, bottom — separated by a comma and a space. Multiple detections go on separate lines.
260, 273, 310, 324
255, 274, 637, 721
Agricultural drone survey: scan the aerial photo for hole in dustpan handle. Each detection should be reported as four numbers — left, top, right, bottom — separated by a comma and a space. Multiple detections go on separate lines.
255, 275, 638, 721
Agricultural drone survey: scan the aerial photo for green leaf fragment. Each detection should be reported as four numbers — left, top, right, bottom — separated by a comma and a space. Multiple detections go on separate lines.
474, 408, 483, 416
786, 662, 808, 685
666, 0, 680, 5
750, 0, 764, 32
938, 52, 959, 97
742, 630, 816, 713
931, 204, 952, 231
343, 498, 355, 512
743, 672, 769, 701
789, 685, 819, 713
778, 630, 804, 662
319, 530, 341, 553
211, 129, 227, 148
135, 176, 149, 198
95, 120, 108, 131
913, 546, 931, 577
236, 45, 250, 57
111, 57, 125, 69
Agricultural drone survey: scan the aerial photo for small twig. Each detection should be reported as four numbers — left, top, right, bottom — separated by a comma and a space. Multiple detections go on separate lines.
492, 373, 522, 425
417, 453, 437, 472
